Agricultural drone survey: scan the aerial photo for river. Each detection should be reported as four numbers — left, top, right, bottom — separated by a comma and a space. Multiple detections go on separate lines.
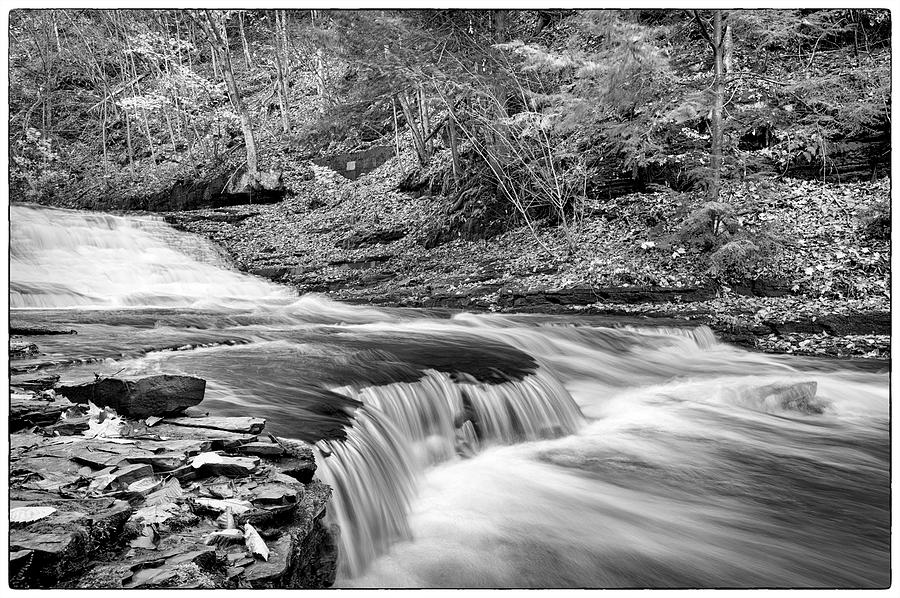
8, 204, 891, 588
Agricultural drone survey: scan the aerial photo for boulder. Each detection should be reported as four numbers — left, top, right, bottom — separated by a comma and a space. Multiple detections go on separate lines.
57, 375, 206, 419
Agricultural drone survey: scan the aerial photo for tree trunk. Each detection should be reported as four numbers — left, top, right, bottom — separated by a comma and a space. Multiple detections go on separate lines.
124, 111, 135, 176
311, 10, 327, 110
448, 110, 461, 182
202, 10, 259, 175
709, 10, 726, 200
391, 97, 401, 159
397, 93, 427, 165
723, 21, 734, 74
100, 102, 109, 176
418, 85, 431, 156
238, 12, 253, 69
273, 10, 291, 134
492, 9, 508, 41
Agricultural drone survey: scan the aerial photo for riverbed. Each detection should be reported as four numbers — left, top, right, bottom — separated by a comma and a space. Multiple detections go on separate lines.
9, 205, 891, 588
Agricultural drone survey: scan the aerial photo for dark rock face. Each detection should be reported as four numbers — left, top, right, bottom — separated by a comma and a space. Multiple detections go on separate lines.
57, 375, 206, 419
164, 210, 260, 228
9, 323, 77, 336
491, 285, 716, 310
731, 278, 793, 298
118, 170, 285, 213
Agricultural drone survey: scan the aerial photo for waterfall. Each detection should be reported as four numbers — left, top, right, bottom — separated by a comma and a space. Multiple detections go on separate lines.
314, 368, 584, 577
9, 205, 296, 309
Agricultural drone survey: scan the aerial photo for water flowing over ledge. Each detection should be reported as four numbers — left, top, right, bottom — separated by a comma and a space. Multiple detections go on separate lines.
315, 368, 584, 577
9, 205, 890, 588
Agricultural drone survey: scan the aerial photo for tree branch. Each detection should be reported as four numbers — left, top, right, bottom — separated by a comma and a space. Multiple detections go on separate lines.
692, 10, 716, 51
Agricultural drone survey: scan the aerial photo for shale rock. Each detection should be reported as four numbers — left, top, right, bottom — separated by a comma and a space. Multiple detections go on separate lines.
57, 375, 206, 419
10, 340, 39, 357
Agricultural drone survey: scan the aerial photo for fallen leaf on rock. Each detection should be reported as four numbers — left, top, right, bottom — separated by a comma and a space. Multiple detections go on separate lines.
127, 477, 162, 495
216, 507, 237, 530
203, 528, 245, 546
243, 523, 269, 561
10, 506, 57, 524
143, 478, 183, 507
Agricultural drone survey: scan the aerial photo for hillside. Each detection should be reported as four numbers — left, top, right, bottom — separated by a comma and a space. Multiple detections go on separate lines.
9, 9, 892, 359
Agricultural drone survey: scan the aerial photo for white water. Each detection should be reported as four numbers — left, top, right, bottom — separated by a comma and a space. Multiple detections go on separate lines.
10, 205, 296, 309
9, 205, 890, 588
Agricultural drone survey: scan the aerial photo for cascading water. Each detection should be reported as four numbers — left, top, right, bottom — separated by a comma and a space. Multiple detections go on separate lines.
8, 205, 890, 588
317, 367, 584, 577
10, 205, 297, 309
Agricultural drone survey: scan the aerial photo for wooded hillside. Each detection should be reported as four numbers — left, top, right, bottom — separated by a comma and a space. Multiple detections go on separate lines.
9, 9, 892, 347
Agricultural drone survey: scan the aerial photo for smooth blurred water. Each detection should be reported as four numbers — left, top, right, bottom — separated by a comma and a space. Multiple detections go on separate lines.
9, 205, 891, 588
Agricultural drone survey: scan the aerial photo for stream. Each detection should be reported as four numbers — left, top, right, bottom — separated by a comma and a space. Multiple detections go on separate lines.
9, 204, 890, 588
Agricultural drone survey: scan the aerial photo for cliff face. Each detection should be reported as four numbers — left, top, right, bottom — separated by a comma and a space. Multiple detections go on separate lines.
9, 376, 339, 589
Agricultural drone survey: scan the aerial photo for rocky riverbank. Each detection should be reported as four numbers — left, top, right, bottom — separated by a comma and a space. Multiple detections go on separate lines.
8, 362, 337, 589
163, 162, 890, 361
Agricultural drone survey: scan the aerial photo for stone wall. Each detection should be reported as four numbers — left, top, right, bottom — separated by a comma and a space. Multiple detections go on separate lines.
314, 146, 394, 181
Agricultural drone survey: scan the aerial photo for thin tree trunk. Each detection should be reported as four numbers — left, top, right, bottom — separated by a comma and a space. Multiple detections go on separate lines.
397, 93, 427, 165
201, 10, 259, 174
100, 102, 109, 176
418, 85, 432, 156
273, 10, 291, 134
448, 110, 461, 181
210, 40, 219, 79
238, 12, 253, 69
709, 10, 725, 200
124, 111, 135, 176
492, 9, 508, 41
391, 97, 401, 159
163, 104, 178, 155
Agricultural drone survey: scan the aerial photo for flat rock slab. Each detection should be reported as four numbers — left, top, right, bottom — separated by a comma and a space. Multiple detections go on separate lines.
192, 453, 260, 478
90, 463, 154, 493
165, 416, 266, 435
57, 375, 206, 419
9, 323, 77, 335
150, 423, 257, 450
10, 374, 60, 391
123, 452, 189, 471
10, 394, 75, 431
237, 441, 284, 457
70, 444, 154, 469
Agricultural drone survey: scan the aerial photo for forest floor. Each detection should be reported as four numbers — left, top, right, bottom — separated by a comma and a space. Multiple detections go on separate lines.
167, 157, 891, 360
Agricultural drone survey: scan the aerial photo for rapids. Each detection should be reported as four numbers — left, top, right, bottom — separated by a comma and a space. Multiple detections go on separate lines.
8, 205, 891, 588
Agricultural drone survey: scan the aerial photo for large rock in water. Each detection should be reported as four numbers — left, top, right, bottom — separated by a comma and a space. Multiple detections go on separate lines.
57, 375, 205, 419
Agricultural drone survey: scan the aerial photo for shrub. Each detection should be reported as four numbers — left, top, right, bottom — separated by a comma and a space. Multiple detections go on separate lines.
858, 198, 890, 240
707, 239, 763, 280
676, 201, 738, 251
